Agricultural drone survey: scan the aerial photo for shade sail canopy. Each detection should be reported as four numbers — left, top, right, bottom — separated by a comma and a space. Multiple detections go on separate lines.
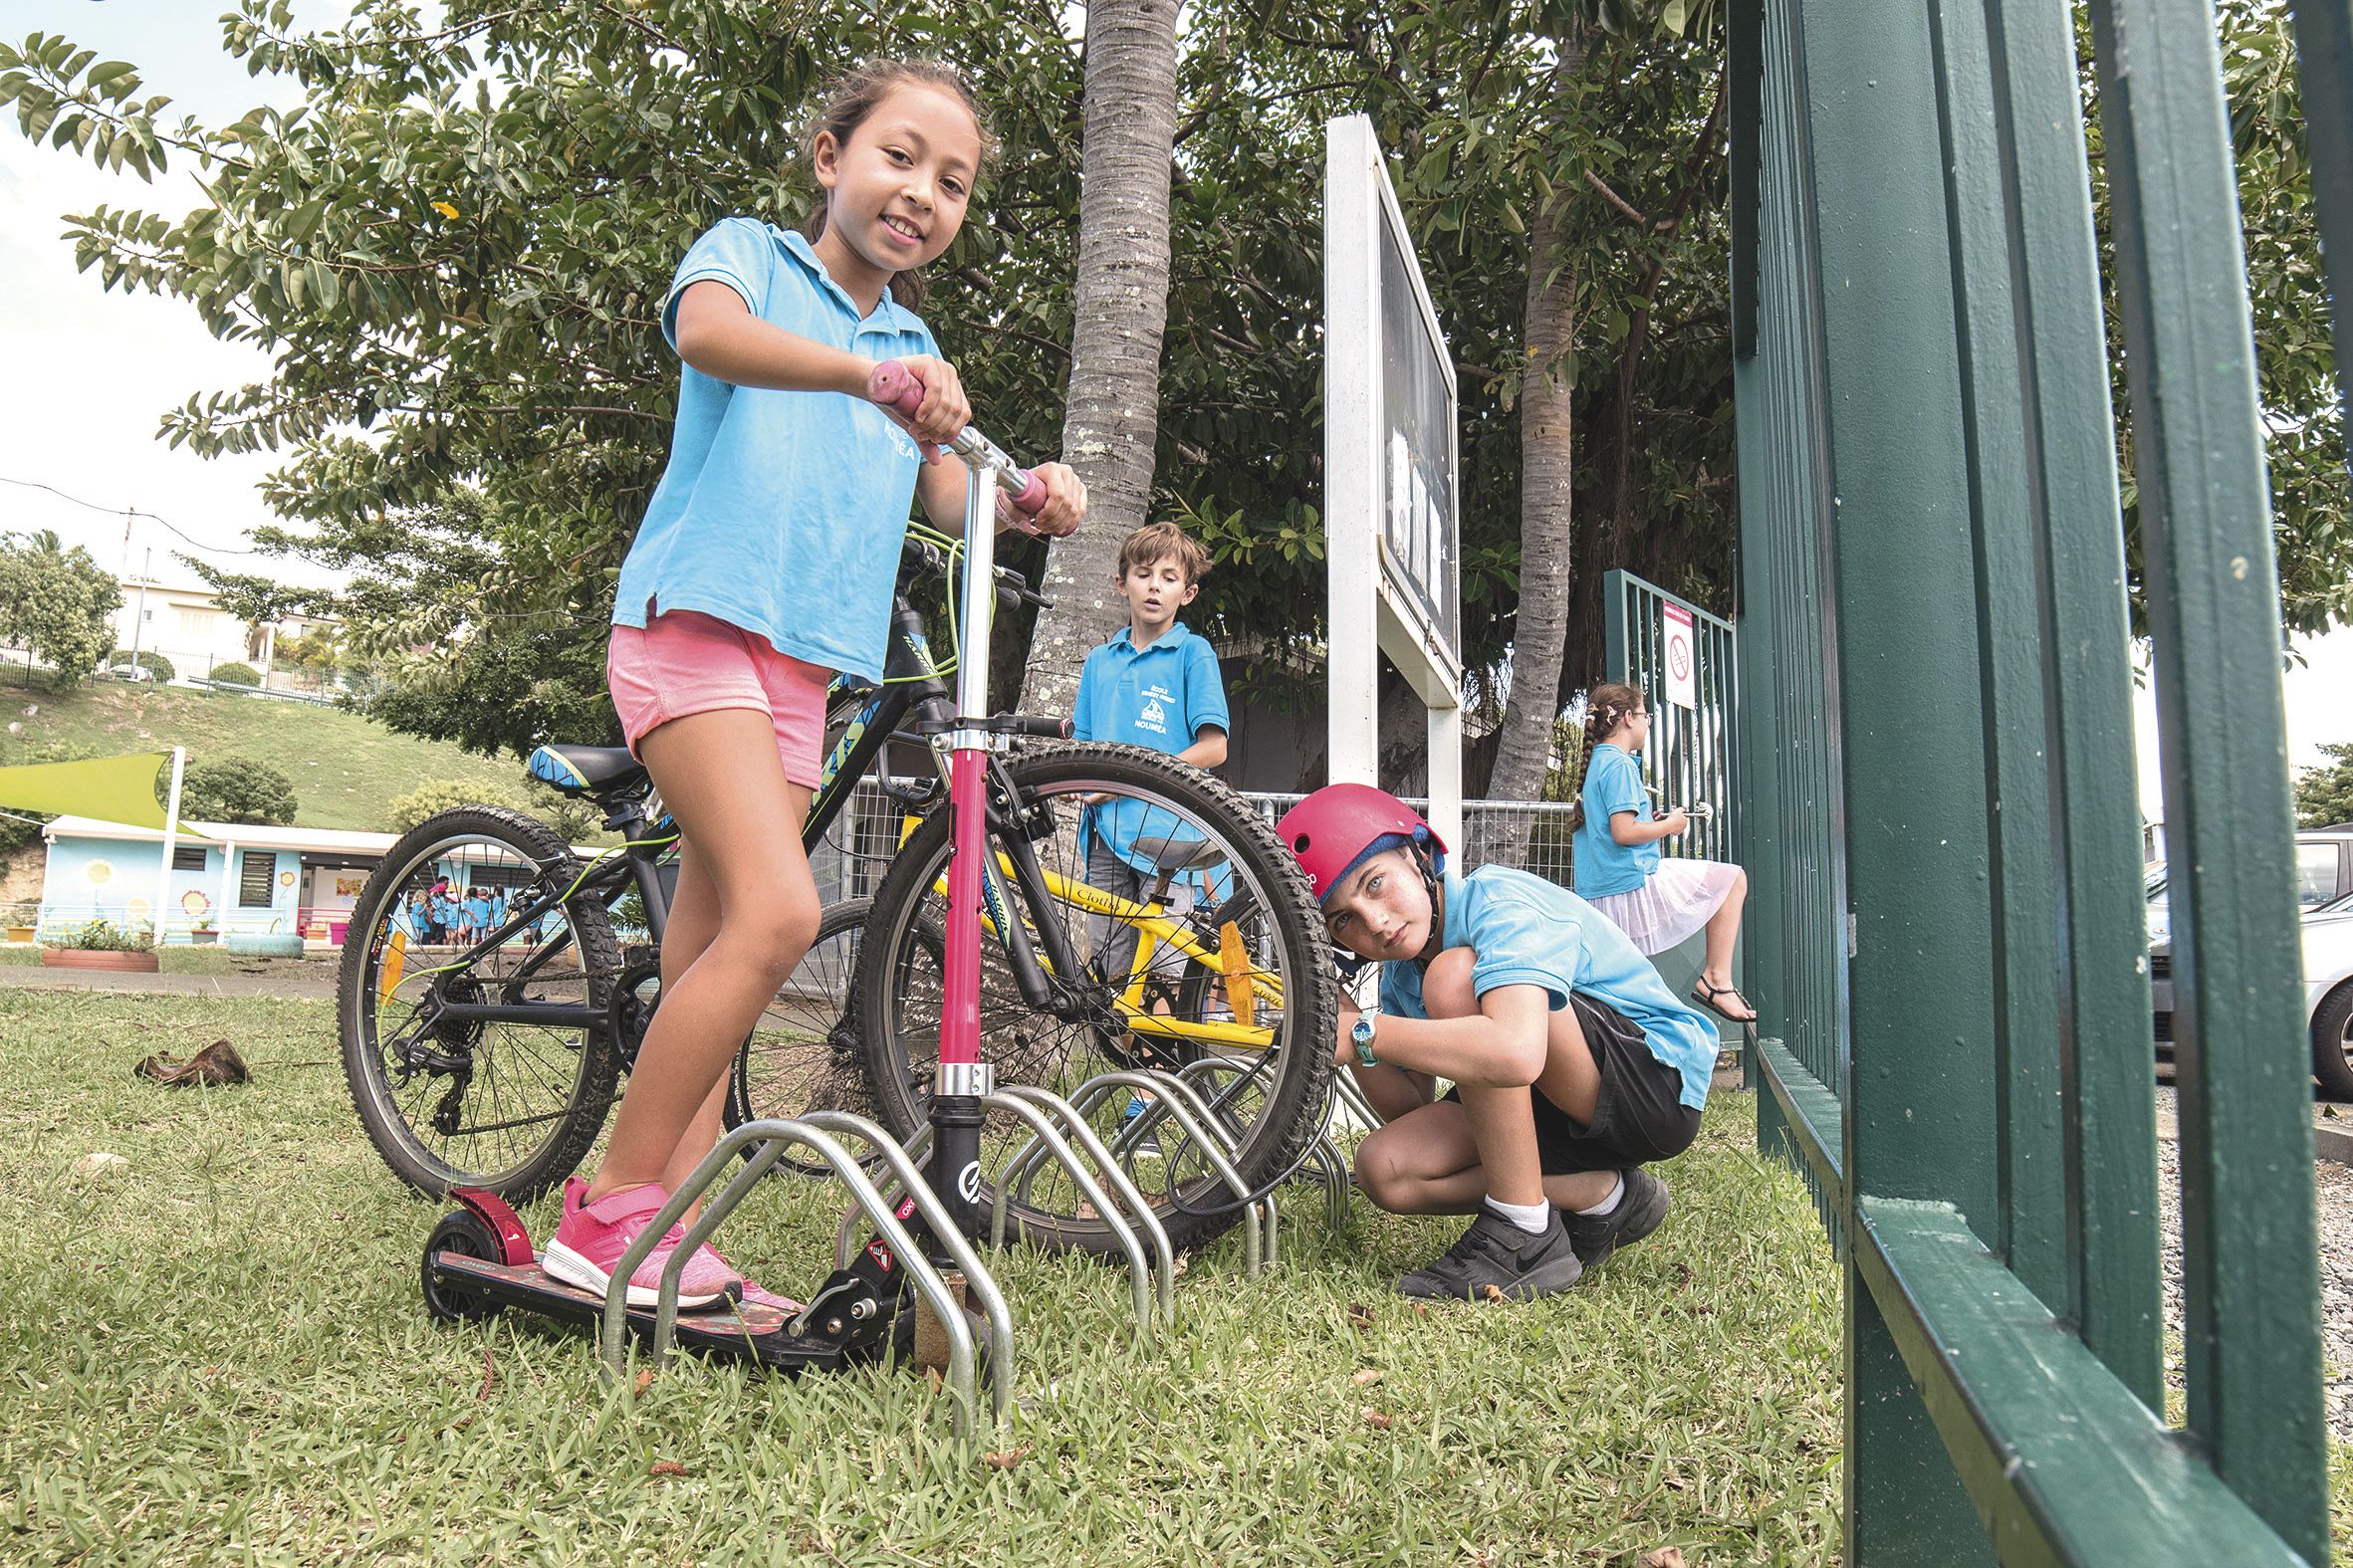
0, 752, 170, 830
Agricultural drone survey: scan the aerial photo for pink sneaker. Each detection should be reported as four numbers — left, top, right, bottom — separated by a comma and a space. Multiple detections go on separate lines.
542, 1179, 742, 1310
695, 1241, 805, 1315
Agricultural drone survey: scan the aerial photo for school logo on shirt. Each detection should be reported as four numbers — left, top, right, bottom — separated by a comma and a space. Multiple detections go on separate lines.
1137, 689, 1170, 736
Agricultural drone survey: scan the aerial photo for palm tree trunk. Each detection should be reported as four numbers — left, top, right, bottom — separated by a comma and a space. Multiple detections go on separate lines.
1487, 48, 1582, 804
1016, 0, 1180, 718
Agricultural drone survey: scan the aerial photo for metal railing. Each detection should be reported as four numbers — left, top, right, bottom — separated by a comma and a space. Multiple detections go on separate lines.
1237, 791, 1577, 889
1734, 0, 2331, 1560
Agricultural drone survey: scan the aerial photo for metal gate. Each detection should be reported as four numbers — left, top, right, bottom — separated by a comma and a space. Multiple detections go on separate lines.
1602, 568, 1738, 866
1732, 0, 2337, 1559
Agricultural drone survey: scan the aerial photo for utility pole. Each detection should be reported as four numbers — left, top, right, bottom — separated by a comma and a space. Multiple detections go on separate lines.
126, 545, 150, 672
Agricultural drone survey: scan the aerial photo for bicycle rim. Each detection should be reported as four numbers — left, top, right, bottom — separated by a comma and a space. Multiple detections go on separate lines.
341, 808, 620, 1200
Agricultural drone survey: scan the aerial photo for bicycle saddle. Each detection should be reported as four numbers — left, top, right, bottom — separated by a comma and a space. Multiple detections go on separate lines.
1127, 832, 1230, 874
528, 743, 649, 797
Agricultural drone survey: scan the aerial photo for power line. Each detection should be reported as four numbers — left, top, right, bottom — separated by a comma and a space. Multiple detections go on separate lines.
0, 474, 265, 557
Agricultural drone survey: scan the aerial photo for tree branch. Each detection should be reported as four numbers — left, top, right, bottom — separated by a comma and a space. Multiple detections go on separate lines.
1585, 169, 1648, 227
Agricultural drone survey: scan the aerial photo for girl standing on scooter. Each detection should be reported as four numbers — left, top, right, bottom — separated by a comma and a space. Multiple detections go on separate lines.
544, 60, 1088, 1310
1568, 683, 1756, 1023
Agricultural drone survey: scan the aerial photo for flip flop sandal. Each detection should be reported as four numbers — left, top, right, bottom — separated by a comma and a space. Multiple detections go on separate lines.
1689, 982, 1757, 1024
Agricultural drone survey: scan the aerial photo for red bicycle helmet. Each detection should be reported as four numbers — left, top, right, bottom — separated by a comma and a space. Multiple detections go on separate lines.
1277, 783, 1448, 904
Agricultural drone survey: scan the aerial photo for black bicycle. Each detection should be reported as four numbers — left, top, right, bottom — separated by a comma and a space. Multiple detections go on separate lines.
341, 525, 1335, 1253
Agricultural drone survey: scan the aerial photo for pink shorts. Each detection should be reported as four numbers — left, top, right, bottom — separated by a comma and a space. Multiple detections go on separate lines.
606, 610, 831, 788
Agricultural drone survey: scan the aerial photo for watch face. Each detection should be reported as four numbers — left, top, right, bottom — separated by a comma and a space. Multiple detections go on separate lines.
1351, 1015, 1375, 1044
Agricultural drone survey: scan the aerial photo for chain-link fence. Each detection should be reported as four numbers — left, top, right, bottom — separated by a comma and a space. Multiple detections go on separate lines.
1237, 791, 1577, 889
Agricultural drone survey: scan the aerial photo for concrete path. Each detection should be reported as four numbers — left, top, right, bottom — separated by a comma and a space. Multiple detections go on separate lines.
0, 961, 337, 1002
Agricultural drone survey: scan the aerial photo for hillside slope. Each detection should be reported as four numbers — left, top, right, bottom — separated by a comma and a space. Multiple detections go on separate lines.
0, 680, 525, 833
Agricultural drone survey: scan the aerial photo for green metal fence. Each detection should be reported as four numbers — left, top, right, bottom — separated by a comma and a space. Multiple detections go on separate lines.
1732, 0, 2333, 1559
1602, 568, 1738, 865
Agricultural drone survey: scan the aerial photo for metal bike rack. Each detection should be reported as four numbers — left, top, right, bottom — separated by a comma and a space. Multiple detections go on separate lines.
1330, 1064, 1385, 1132
793, 1107, 1017, 1423
1000, 1067, 1272, 1277
835, 1121, 935, 1272
1170, 1056, 1296, 1263
983, 1085, 1173, 1345
828, 1091, 1172, 1349
599, 1118, 989, 1438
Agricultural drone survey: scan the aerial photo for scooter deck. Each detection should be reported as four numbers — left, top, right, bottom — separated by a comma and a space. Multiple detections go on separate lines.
430, 1252, 856, 1373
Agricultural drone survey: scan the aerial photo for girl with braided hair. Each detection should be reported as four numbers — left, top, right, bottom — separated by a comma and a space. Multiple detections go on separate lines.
1569, 683, 1755, 1022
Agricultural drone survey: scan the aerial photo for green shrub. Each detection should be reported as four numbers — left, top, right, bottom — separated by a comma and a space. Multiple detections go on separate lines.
48, 918, 154, 952
180, 758, 299, 826
129, 650, 175, 682
388, 779, 504, 832
207, 661, 261, 688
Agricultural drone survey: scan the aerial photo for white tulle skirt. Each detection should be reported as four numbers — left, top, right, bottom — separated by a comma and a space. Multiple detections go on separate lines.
1588, 858, 1743, 956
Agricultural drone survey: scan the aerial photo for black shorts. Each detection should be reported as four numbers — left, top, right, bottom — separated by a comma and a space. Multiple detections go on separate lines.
1442, 992, 1702, 1175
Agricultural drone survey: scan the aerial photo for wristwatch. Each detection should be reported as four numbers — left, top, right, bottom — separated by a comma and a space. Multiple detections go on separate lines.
1349, 1012, 1379, 1067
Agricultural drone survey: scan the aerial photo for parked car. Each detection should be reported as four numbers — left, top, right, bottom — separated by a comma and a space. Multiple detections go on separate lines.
2152, 870, 2353, 1100
103, 663, 154, 683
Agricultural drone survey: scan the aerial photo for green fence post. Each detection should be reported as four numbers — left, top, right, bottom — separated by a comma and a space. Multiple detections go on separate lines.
1791, 0, 1999, 1557
1978, 0, 2163, 1408
2087, 0, 2329, 1555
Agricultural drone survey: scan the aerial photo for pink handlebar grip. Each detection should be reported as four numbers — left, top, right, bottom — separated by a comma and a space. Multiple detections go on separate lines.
867, 358, 926, 419
871, 357, 1050, 518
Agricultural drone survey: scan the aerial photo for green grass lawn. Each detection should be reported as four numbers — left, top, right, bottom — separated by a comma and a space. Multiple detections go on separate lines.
0, 988, 1846, 1564
0, 680, 521, 833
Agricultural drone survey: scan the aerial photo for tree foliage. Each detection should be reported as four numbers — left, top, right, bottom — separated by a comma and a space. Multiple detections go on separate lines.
0, 530, 121, 689
2296, 741, 2353, 831
3, 0, 2338, 786
181, 756, 299, 825
2085, 0, 2348, 637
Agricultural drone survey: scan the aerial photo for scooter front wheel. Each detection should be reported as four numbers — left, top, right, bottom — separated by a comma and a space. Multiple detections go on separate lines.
421, 1209, 508, 1324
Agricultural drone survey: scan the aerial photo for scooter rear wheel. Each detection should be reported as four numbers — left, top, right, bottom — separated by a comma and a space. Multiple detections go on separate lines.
421, 1209, 507, 1324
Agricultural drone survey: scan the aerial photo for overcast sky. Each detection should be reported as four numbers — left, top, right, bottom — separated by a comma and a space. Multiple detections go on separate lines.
1, 0, 2345, 816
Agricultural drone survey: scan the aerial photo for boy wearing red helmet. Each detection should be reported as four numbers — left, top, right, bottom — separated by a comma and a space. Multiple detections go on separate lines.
1278, 783, 1718, 1300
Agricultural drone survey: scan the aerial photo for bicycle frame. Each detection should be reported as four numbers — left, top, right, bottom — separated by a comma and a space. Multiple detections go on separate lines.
385, 577, 961, 1041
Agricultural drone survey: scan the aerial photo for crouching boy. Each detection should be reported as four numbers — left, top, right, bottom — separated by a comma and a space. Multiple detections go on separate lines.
1278, 784, 1719, 1301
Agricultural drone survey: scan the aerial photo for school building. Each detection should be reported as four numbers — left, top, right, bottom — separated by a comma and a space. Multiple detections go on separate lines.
34, 815, 394, 945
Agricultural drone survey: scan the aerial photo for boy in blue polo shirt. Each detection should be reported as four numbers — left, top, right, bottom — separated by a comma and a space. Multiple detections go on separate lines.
1071, 522, 1230, 990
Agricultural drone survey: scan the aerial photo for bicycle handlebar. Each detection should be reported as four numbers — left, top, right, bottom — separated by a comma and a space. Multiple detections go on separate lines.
868, 360, 1050, 519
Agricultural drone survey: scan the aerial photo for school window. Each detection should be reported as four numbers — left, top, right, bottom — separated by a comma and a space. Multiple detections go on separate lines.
239, 852, 277, 908
464, 865, 534, 893
171, 845, 206, 871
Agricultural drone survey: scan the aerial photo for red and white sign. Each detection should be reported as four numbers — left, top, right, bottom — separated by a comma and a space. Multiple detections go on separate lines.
1663, 602, 1697, 711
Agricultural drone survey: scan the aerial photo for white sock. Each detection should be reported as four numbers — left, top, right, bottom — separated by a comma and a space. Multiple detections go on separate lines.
1575, 1173, 1626, 1218
1483, 1195, 1551, 1234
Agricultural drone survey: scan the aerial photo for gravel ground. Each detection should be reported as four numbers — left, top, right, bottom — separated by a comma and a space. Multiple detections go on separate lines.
2154, 1081, 2353, 1438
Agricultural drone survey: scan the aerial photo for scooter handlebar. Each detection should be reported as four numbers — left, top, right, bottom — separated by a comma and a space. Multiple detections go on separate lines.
867, 359, 1050, 518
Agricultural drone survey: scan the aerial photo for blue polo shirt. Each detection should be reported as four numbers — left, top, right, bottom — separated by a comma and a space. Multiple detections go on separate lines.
1073, 622, 1231, 883
1571, 743, 1660, 899
1379, 864, 1717, 1112
464, 896, 491, 926
611, 218, 940, 682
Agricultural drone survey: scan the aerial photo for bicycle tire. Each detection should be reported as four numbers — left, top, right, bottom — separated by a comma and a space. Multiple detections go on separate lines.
339, 805, 623, 1201
852, 742, 1335, 1256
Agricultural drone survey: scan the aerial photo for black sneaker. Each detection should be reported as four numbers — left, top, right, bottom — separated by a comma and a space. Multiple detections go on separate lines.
1396, 1208, 1585, 1301
1562, 1169, 1671, 1267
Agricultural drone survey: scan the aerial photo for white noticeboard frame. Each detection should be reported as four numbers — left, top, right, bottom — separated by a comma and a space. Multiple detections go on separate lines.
1662, 601, 1697, 710
1323, 113, 1464, 854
